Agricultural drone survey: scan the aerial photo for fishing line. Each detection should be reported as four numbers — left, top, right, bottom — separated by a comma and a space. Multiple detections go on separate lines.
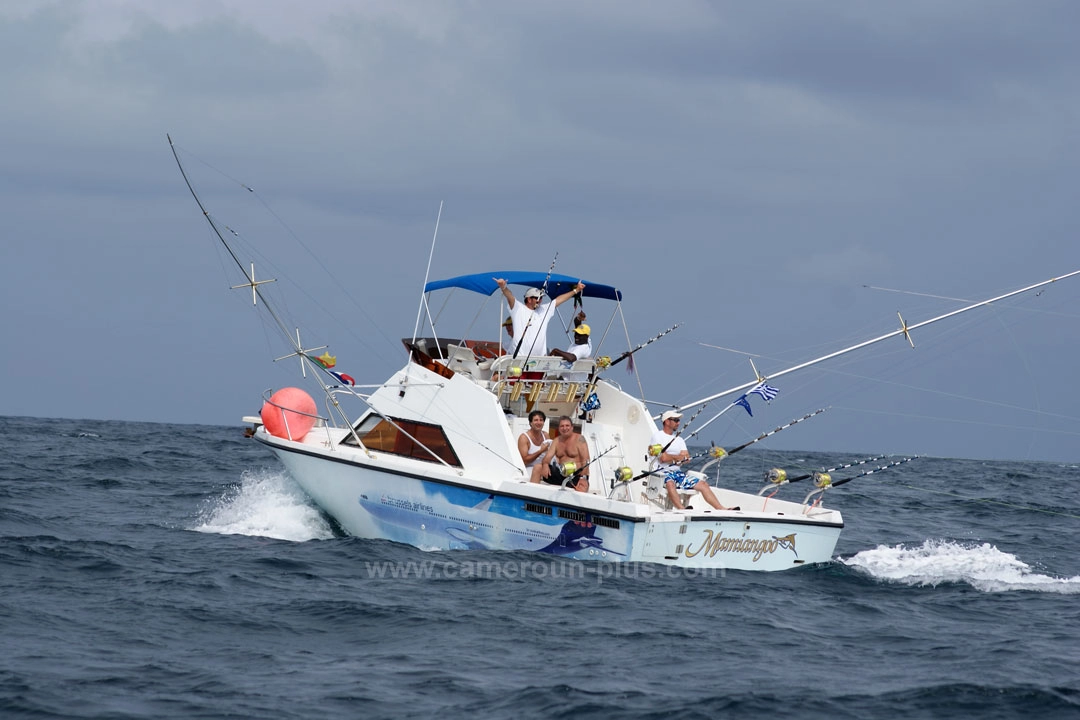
834, 406, 1080, 438
864, 285, 1080, 320
704, 322, 1080, 430
898, 484, 1080, 520
172, 142, 400, 361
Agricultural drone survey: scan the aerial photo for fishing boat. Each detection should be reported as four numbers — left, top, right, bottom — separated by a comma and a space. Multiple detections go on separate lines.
170, 138, 1080, 571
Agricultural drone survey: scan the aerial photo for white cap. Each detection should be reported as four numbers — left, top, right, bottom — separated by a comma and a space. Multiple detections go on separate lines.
524, 287, 544, 299
661, 410, 683, 422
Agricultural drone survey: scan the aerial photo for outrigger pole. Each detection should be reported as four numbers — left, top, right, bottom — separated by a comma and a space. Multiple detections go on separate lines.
170, 137, 468, 463
681, 269, 1080, 412
168, 135, 289, 344
168, 136, 358, 424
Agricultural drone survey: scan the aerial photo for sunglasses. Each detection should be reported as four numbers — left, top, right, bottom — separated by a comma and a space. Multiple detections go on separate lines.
667, 418, 680, 424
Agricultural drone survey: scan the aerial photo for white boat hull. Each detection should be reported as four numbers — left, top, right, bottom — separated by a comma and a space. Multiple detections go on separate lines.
259, 432, 843, 572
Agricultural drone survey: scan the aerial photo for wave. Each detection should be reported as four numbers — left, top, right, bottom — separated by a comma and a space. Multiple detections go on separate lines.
190, 467, 335, 542
841, 539, 1080, 593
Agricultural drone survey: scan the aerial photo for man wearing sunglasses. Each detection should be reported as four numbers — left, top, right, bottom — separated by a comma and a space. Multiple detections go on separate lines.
649, 410, 729, 510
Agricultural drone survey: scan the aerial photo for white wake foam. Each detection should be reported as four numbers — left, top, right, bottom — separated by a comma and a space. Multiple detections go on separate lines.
842, 539, 1080, 593
192, 468, 335, 542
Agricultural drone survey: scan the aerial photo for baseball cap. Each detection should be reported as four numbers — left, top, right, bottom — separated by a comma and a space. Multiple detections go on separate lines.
661, 410, 683, 422
524, 287, 544, 299
574, 324, 591, 336
502, 316, 514, 327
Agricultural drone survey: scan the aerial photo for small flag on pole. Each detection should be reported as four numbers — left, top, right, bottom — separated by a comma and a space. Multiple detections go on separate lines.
308, 351, 337, 369
328, 370, 355, 386
735, 395, 753, 417
749, 382, 779, 402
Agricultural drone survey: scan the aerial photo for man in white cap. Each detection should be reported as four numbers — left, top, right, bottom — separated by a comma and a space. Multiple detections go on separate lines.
648, 410, 729, 510
495, 277, 585, 357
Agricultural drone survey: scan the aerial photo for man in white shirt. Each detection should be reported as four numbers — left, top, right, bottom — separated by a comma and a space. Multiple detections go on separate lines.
648, 410, 729, 510
496, 278, 584, 357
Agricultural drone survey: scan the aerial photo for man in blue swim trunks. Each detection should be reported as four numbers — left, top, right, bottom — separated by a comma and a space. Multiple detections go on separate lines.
649, 410, 728, 510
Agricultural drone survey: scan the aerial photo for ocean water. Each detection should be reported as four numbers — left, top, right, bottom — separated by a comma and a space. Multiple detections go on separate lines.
2, 415, 1078, 719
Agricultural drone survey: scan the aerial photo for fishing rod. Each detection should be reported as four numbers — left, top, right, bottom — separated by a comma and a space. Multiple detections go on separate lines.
647, 401, 712, 458
758, 452, 888, 494
641, 396, 726, 474
679, 268, 1080, 413
629, 408, 828, 484
800, 456, 918, 508
578, 323, 680, 421
699, 408, 829, 475
601, 323, 680, 369
556, 443, 618, 488
513, 252, 558, 360
829, 456, 917, 488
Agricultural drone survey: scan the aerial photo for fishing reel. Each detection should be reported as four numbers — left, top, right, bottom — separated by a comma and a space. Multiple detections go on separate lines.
708, 446, 727, 459
648, 444, 664, 457
595, 356, 612, 369
614, 466, 633, 483
766, 468, 788, 485
813, 472, 832, 488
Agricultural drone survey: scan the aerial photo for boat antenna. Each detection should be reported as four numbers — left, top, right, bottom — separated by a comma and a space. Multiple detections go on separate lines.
512, 252, 558, 360
411, 201, 443, 350
680, 268, 1080, 412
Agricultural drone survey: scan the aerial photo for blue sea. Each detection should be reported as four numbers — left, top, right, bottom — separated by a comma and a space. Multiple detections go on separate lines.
2, 415, 1078, 719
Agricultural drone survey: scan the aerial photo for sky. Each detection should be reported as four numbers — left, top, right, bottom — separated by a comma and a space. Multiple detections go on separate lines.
3, 1, 1079, 463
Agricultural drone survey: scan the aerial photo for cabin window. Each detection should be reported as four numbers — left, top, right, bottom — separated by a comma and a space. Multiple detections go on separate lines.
345, 415, 462, 467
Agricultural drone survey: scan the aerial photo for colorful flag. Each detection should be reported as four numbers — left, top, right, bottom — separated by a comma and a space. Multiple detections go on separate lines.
735, 395, 753, 417
749, 382, 779, 402
310, 351, 336, 369
329, 370, 355, 386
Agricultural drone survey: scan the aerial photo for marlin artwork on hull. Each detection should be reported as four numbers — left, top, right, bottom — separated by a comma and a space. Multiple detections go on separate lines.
171, 136, 1080, 571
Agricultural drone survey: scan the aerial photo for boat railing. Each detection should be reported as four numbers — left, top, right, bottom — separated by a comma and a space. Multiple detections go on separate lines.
489, 361, 596, 418
260, 387, 338, 448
